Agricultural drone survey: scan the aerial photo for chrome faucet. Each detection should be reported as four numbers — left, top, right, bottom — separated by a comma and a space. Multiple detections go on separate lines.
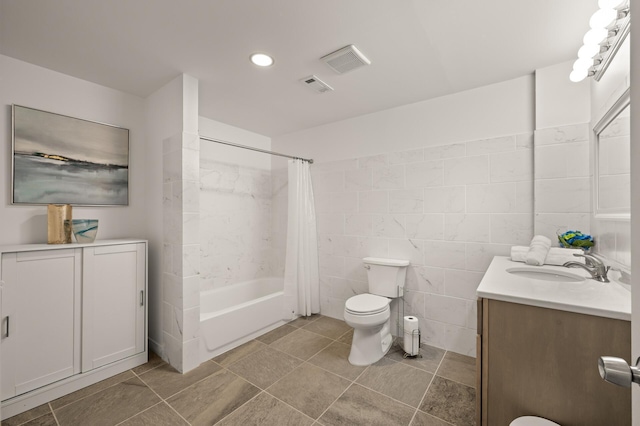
563, 253, 610, 282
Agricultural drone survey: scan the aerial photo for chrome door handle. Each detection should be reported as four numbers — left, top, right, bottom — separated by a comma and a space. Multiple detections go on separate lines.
598, 356, 640, 387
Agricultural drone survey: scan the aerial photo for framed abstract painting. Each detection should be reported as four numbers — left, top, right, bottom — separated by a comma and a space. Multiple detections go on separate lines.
12, 105, 129, 206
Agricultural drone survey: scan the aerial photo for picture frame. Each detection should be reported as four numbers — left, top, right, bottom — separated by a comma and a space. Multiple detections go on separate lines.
12, 105, 129, 206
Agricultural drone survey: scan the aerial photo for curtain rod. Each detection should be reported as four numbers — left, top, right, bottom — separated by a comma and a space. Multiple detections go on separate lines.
199, 136, 314, 164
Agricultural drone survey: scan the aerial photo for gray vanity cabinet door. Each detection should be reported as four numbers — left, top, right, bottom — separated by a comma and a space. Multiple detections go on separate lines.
81, 243, 146, 372
1, 249, 82, 400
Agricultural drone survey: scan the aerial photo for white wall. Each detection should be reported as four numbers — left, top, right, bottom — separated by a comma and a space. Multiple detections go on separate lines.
0, 55, 148, 245
274, 76, 534, 162
273, 76, 535, 356
199, 117, 272, 170
533, 61, 591, 240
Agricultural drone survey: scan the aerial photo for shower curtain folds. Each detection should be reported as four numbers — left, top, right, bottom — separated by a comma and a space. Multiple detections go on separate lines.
283, 159, 320, 319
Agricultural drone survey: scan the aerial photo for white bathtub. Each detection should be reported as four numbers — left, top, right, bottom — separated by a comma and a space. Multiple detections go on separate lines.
199, 277, 285, 362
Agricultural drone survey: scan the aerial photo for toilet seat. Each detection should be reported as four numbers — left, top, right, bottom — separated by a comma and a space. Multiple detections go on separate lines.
345, 294, 389, 315
510, 416, 561, 426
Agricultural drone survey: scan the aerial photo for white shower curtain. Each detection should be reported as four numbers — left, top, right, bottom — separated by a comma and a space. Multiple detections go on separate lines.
283, 159, 320, 319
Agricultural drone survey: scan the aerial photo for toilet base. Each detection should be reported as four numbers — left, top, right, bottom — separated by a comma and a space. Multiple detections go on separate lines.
347, 319, 392, 366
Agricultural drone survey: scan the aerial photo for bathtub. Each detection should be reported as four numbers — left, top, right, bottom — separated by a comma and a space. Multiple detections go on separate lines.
199, 277, 286, 362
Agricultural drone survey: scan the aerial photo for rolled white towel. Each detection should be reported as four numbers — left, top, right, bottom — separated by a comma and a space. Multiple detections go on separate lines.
510, 245, 585, 266
525, 235, 552, 266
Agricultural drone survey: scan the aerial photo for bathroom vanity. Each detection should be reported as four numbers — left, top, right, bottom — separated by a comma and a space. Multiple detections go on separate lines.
476, 256, 631, 426
0, 239, 148, 420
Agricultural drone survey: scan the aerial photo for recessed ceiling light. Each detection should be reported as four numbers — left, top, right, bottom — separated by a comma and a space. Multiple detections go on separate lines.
250, 53, 274, 67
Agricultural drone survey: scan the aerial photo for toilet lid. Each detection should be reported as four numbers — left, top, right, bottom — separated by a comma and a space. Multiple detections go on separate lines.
345, 294, 390, 315
510, 416, 561, 426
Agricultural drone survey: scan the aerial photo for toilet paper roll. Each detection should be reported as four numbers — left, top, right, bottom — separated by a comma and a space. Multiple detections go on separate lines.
403, 316, 420, 356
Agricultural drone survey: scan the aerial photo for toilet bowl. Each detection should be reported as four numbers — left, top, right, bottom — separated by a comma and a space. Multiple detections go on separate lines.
344, 293, 392, 366
343, 257, 409, 366
510, 416, 561, 426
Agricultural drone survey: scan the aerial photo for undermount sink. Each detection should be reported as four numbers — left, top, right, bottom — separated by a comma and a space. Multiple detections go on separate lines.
506, 266, 586, 283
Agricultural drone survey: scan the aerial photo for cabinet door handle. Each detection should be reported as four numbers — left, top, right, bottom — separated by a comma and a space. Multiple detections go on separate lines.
140, 290, 144, 307
5, 315, 9, 338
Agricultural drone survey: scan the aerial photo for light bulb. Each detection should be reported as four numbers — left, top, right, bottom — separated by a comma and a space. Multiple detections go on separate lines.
590, 8, 618, 29
598, 0, 627, 10
583, 28, 609, 46
250, 53, 274, 67
578, 44, 600, 59
570, 69, 589, 82
573, 58, 594, 71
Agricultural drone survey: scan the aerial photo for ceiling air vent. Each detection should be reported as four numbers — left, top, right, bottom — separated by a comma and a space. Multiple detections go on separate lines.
299, 75, 334, 93
321, 44, 371, 74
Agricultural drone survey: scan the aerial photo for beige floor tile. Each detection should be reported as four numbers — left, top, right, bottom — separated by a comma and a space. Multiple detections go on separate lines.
139, 360, 221, 399
410, 410, 452, 426
217, 392, 315, 426
132, 351, 166, 375
228, 346, 302, 389
356, 357, 433, 407
256, 324, 298, 344
54, 377, 160, 426
288, 314, 322, 328
436, 352, 476, 387
308, 341, 366, 380
167, 369, 260, 426
386, 343, 446, 373
419, 376, 475, 425
213, 340, 267, 367
267, 363, 350, 419
119, 402, 188, 425
270, 329, 333, 360
3, 403, 52, 426
18, 413, 58, 426
50, 371, 136, 410
337, 329, 354, 345
302, 316, 352, 339
319, 384, 415, 426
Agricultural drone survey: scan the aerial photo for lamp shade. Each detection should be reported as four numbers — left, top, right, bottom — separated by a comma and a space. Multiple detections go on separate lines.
578, 44, 601, 59
598, 0, 628, 10
573, 58, 594, 71
589, 8, 618, 29
583, 28, 609, 46
569, 69, 589, 82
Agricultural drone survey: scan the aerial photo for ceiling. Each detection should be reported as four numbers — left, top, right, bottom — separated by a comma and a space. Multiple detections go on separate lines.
0, 0, 596, 137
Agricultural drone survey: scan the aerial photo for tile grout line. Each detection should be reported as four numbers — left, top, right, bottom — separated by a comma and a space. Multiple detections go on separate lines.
48, 402, 61, 426
408, 349, 450, 426
132, 369, 193, 425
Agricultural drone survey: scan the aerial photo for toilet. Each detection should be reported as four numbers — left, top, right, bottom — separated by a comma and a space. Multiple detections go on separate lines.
510, 416, 561, 426
343, 257, 409, 366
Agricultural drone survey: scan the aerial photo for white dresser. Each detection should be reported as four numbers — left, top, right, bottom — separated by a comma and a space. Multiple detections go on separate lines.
0, 239, 148, 420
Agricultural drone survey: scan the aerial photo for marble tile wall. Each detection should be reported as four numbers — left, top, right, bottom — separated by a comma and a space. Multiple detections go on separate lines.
310, 133, 534, 356
162, 131, 201, 373
199, 158, 279, 292
534, 123, 591, 240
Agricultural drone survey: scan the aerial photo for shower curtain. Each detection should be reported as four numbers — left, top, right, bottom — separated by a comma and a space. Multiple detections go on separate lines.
283, 159, 320, 319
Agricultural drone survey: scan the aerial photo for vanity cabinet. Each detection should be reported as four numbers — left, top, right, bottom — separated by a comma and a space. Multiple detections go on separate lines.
0, 239, 148, 420
477, 298, 631, 426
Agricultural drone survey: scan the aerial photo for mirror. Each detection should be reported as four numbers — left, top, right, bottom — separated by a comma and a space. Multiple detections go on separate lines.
594, 88, 630, 218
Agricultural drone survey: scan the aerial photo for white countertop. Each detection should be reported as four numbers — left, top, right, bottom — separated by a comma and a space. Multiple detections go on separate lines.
477, 256, 631, 321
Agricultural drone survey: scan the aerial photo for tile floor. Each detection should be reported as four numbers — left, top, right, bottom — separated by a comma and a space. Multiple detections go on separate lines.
5, 315, 476, 426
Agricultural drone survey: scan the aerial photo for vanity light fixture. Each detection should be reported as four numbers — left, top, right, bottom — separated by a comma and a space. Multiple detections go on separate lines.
250, 53, 274, 67
569, 1, 629, 82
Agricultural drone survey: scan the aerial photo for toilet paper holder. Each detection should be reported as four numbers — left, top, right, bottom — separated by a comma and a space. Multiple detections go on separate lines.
403, 328, 422, 359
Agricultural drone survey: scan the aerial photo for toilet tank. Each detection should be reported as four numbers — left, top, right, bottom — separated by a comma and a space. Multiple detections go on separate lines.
363, 257, 410, 298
